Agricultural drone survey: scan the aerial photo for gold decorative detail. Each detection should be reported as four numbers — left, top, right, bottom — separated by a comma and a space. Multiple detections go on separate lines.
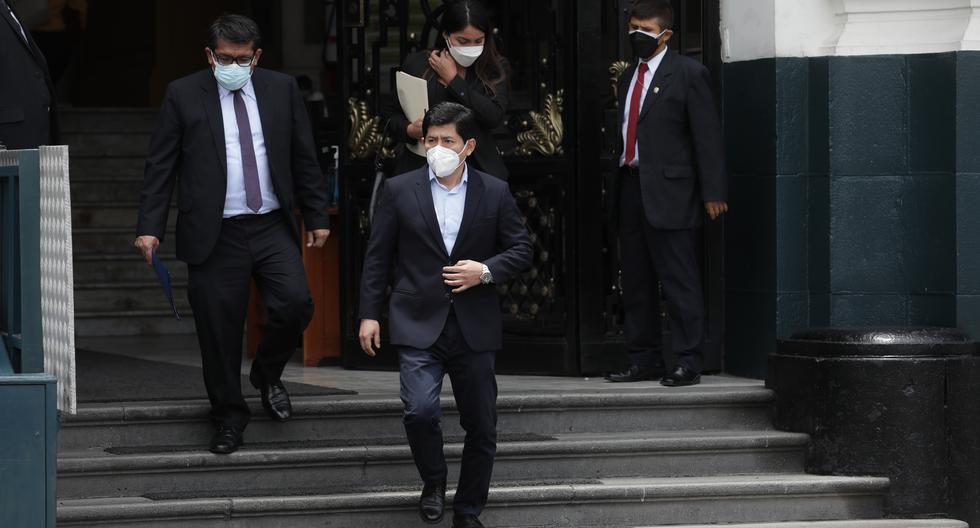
609, 60, 631, 105
347, 97, 394, 160
513, 89, 564, 157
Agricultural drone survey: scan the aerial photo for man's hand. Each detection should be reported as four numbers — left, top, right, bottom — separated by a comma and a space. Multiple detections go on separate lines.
134, 235, 160, 265
306, 229, 331, 248
406, 117, 424, 140
705, 201, 729, 221
429, 50, 459, 86
443, 260, 484, 293
358, 319, 381, 357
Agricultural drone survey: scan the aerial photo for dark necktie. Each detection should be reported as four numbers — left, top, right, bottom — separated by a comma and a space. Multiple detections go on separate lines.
623, 62, 649, 166
233, 89, 262, 213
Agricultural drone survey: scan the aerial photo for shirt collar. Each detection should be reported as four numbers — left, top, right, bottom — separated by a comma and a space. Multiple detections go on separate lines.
639, 45, 668, 70
218, 77, 256, 100
429, 163, 469, 190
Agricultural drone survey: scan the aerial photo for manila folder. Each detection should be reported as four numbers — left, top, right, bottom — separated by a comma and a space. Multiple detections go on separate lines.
396, 71, 429, 157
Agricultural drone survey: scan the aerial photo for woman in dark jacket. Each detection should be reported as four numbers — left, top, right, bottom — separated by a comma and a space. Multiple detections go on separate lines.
385, 0, 510, 180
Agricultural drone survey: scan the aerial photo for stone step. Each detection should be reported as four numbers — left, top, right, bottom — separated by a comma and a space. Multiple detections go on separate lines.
59, 108, 159, 133
73, 227, 175, 254
74, 281, 191, 313
74, 310, 195, 337
55, 475, 890, 528
64, 132, 152, 158
645, 521, 969, 528
70, 157, 145, 178
71, 178, 144, 202
73, 253, 186, 282
72, 203, 175, 229
57, 430, 809, 500
59, 389, 776, 451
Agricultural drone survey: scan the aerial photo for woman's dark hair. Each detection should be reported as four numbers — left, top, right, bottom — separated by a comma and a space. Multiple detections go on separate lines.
422, 102, 479, 142
629, 0, 674, 29
430, 0, 509, 96
208, 14, 262, 51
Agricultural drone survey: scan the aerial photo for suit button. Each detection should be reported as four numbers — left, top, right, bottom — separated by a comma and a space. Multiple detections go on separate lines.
34, 71, 41, 78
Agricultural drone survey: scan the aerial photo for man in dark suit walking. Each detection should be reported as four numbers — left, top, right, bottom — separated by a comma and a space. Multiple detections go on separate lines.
0, 0, 57, 149
358, 102, 532, 528
605, 0, 728, 387
135, 14, 331, 454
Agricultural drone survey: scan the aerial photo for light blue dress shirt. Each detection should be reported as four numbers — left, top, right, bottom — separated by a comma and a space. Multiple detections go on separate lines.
218, 79, 281, 217
429, 165, 468, 254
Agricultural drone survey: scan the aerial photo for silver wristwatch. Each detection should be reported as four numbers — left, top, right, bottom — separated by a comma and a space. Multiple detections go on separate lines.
480, 264, 494, 285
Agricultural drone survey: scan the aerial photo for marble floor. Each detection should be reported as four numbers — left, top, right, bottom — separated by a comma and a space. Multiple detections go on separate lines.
75, 335, 762, 398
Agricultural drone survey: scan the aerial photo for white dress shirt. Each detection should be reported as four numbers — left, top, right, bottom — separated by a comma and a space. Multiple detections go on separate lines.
218, 79, 281, 217
620, 46, 668, 167
429, 164, 468, 254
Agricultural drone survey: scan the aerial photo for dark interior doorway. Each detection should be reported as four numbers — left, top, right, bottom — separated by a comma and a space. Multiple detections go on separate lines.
39, 0, 282, 107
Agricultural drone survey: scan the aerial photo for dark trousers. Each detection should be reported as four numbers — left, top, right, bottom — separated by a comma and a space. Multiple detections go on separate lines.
398, 312, 498, 516
187, 211, 313, 429
619, 170, 705, 373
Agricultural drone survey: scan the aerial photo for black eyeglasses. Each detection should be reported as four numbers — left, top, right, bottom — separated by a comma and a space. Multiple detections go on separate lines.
211, 51, 254, 67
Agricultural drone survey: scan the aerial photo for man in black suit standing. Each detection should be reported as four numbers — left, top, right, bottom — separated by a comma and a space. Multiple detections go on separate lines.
605, 0, 728, 387
134, 14, 331, 454
0, 0, 57, 149
358, 102, 532, 528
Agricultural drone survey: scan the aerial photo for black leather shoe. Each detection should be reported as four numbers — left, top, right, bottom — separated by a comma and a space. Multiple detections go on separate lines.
660, 365, 701, 387
251, 372, 292, 422
453, 514, 485, 528
605, 364, 665, 383
209, 426, 244, 454
419, 482, 446, 524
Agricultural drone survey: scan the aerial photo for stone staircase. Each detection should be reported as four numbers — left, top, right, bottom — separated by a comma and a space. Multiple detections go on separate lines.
62, 108, 193, 337
54, 380, 969, 527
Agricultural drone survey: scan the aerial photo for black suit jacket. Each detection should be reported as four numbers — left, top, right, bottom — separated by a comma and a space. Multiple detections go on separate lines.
137, 68, 331, 265
0, 1, 57, 149
384, 50, 510, 180
358, 166, 532, 351
615, 50, 727, 229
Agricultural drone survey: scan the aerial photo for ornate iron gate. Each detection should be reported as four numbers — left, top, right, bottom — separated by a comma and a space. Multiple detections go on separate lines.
336, 0, 723, 375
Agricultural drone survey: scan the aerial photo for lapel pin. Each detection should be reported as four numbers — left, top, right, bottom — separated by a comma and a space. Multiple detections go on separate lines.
653, 86, 660, 94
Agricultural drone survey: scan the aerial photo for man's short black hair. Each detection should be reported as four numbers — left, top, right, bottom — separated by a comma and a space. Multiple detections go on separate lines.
208, 14, 262, 51
629, 0, 674, 30
422, 102, 478, 142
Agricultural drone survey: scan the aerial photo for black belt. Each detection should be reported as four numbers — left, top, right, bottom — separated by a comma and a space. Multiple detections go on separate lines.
224, 210, 278, 222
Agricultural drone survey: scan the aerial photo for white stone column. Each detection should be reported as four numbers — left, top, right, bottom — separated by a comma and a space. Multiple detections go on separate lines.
720, 0, 980, 61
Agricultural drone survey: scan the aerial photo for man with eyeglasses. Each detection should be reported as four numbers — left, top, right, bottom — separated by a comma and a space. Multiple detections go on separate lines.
135, 14, 331, 454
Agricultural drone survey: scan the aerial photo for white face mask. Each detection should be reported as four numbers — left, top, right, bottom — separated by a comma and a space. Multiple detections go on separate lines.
447, 39, 484, 68
426, 144, 467, 178
210, 51, 253, 91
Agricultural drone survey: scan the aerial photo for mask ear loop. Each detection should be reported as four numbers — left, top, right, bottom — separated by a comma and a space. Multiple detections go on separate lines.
451, 141, 475, 175
630, 28, 668, 39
